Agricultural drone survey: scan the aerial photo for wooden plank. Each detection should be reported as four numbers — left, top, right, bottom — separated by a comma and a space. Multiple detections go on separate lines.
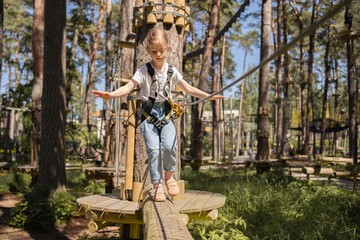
77, 195, 111, 208
92, 198, 121, 211
304, 167, 333, 175
335, 171, 359, 177
85, 167, 116, 172
335, 171, 353, 177
180, 191, 214, 214
202, 193, 226, 212
336, 158, 353, 164
105, 200, 136, 213
121, 202, 142, 214
174, 190, 201, 213
289, 167, 303, 172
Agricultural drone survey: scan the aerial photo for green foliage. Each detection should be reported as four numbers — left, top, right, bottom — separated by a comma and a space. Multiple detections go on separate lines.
0, 172, 31, 193
52, 191, 77, 224
182, 168, 360, 240
196, 215, 248, 240
84, 180, 106, 195
77, 233, 120, 240
66, 170, 89, 195
9, 188, 76, 231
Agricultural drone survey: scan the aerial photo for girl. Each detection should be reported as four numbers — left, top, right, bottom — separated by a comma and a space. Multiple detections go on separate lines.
93, 27, 224, 201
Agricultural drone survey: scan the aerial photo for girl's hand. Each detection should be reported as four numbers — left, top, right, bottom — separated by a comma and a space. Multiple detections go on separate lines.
93, 90, 113, 99
209, 95, 226, 100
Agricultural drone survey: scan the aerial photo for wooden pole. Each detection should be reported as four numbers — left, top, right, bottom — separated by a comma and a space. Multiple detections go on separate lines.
125, 99, 136, 193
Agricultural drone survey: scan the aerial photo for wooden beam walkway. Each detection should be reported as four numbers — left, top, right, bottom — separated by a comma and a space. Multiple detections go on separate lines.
142, 186, 193, 240
76, 186, 226, 239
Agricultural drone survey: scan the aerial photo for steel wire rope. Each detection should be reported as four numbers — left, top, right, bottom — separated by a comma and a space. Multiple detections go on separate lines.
183, 0, 351, 107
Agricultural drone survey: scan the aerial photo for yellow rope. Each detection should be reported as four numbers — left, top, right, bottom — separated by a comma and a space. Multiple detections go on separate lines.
166, 97, 184, 120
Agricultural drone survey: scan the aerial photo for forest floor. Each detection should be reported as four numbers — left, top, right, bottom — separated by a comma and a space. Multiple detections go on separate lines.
0, 171, 357, 239
0, 192, 120, 240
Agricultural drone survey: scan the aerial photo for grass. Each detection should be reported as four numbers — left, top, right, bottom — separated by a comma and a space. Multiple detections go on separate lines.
181, 167, 360, 240
2, 165, 360, 239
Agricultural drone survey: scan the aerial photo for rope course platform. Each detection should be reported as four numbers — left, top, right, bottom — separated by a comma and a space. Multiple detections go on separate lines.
85, 167, 125, 193
76, 188, 226, 239
17, 163, 83, 186
0, 162, 12, 172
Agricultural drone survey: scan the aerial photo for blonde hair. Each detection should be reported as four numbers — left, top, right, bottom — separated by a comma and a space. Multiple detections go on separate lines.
146, 27, 169, 50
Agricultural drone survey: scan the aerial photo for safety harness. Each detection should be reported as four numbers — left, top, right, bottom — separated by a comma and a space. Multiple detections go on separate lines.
141, 62, 177, 130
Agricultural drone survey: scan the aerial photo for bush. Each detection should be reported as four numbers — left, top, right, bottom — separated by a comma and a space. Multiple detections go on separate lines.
9, 187, 76, 232
84, 180, 106, 195
0, 172, 31, 193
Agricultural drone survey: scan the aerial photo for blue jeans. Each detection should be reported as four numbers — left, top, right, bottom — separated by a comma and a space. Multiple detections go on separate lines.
139, 102, 177, 184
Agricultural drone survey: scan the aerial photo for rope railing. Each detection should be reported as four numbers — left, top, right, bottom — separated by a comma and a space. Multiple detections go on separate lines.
183, 0, 351, 107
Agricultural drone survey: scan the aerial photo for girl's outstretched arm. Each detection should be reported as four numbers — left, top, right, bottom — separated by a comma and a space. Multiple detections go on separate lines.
93, 79, 138, 99
177, 79, 225, 100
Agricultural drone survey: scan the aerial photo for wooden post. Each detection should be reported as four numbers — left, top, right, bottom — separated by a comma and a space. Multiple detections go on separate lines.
120, 182, 126, 199
132, 181, 143, 202
172, 180, 184, 201
125, 99, 137, 193
130, 224, 141, 239
104, 127, 111, 165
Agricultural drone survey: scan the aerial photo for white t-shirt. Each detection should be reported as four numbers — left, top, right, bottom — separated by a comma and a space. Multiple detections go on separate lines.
132, 62, 183, 102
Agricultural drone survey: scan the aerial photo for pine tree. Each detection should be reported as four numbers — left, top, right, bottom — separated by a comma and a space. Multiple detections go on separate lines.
38, 0, 67, 193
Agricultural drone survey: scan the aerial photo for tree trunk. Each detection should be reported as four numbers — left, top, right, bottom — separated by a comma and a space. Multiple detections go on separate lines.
275, 0, 282, 158
38, 0, 67, 193
14, 32, 19, 89
0, 0, 3, 93
289, 0, 306, 154
82, 0, 104, 127
134, 20, 185, 181
257, 0, 271, 160
118, 0, 134, 78
0, 0, 3, 143
299, 36, 306, 154
110, 0, 135, 167
345, 2, 357, 164
32, 0, 45, 166
211, 47, 219, 161
212, 37, 225, 161
236, 48, 246, 157
281, 0, 289, 157
320, 23, 331, 156
191, 0, 222, 161
66, 0, 83, 107
332, 55, 339, 154
8, 64, 11, 92
104, 0, 112, 165
305, 1, 316, 156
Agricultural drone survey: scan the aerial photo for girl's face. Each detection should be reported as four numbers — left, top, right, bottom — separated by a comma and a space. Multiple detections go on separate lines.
147, 41, 170, 65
